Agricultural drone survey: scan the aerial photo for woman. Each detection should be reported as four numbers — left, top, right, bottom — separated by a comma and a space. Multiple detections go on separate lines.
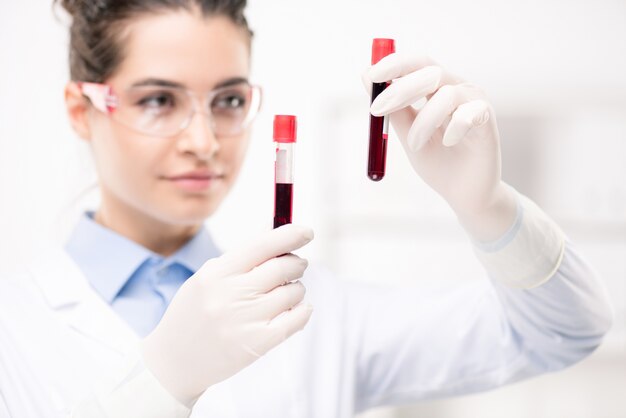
0, 1, 612, 417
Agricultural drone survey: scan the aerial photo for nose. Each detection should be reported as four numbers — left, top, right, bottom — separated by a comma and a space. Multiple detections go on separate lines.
176, 111, 220, 161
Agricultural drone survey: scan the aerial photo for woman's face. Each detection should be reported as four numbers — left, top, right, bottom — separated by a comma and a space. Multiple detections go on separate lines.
84, 10, 252, 226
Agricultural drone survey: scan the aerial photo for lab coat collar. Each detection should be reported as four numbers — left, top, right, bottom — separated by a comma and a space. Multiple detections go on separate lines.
28, 247, 138, 354
29, 246, 91, 309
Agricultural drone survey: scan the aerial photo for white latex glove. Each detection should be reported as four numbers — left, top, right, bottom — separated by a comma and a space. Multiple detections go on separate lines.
362, 54, 565, 289
141, 224, 314, 406
363, 54, 517, 242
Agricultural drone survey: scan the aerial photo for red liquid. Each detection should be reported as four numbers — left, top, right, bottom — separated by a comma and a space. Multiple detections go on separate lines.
274, 183, 293, 228
368, 82, 389, 181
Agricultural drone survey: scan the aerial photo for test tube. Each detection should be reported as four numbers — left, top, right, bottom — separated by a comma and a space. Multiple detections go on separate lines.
367, 38, 396, 181
273, 115, 297, 229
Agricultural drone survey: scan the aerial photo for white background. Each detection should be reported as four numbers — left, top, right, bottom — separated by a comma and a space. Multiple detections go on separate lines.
1, 1, 625, 417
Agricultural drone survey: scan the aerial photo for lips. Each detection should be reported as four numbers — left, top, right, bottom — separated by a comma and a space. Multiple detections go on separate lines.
164, 170, 224, 192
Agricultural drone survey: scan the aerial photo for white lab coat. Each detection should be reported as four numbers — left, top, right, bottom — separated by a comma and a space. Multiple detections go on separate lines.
0, 241, 612, 418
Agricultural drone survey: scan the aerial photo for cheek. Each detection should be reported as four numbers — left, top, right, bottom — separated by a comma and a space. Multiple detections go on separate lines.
90, 121, 164, 191
222, 135, 251, 179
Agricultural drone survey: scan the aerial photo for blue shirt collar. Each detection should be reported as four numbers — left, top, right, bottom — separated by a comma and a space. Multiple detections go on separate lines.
65, 212, 220, 303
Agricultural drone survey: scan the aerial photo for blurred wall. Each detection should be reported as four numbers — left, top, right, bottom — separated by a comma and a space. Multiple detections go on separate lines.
1, 1, 625, 417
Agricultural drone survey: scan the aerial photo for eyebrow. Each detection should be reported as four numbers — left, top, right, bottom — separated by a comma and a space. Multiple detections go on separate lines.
130, 77, 250, 89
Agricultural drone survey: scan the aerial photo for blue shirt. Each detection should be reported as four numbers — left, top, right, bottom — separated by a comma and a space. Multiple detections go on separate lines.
65, 213, 220, 337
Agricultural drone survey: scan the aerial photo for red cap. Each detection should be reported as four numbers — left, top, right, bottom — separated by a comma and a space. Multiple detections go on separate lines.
273, 115, 297, 143
371, 38, 396, 65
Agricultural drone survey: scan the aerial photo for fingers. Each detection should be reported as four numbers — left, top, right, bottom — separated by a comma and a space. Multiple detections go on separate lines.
407, 83, 486, 152
442, 100, 492, 147
369, 54, 438, 83
364, 54, 466, 128
202, 224, 314, 277
363, 55, 496, 166
266, 302, 313, 343
370, 65, 442, 116
246, 254, 308, 292
259, 280, 307, 320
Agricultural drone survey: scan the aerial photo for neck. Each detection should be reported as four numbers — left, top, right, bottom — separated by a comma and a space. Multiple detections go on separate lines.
95, 192, 201, 257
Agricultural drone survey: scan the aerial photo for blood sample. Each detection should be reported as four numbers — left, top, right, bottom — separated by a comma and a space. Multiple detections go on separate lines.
367, 38, 396, 181
273, 115, 297, 229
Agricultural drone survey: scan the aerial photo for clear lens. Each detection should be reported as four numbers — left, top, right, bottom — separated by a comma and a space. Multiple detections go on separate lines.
210, 83, 256, 137
112, 83, 261, 138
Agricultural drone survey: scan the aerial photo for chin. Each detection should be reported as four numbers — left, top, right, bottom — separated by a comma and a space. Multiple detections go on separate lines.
160, 202, 220, 226
146, 184, 229, 226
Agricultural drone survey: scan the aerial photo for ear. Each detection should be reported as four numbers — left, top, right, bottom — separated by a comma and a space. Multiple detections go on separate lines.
64, 82, 92, 141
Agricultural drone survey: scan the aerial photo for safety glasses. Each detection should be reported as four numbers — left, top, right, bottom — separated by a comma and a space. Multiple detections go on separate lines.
78, 80, 262, 138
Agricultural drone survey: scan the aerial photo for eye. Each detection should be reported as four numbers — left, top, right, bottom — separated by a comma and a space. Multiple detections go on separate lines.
137, 92, 176, 111
212, 92, 247, 110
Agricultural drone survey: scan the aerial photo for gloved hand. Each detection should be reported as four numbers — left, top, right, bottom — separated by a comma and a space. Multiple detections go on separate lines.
363, 54, 517, 242
141, 224, 314, 407
362, 53, 566, 290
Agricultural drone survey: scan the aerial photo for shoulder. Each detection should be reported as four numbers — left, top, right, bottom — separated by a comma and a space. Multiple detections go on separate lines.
0, 274, 42, 315
0, 273, 48, 365
0, 247, 83, 318
0, 247, 87, 363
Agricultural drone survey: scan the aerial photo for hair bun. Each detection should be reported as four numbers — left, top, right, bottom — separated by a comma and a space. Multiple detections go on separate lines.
55, 0, 107, 21
56, 0, 82, 16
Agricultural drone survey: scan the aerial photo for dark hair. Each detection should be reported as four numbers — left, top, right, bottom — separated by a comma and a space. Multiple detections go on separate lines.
55, 0, 253, 82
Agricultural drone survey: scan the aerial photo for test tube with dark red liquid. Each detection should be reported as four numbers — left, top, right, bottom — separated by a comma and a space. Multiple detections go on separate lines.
367, 38, 396, 181
273, 115, 297, 229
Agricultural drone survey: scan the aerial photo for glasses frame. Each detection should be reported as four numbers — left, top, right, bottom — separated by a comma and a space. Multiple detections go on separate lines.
76, 81, 263, 138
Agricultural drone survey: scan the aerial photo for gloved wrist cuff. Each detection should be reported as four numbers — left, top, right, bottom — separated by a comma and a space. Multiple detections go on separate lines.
471, 186, 566, 289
